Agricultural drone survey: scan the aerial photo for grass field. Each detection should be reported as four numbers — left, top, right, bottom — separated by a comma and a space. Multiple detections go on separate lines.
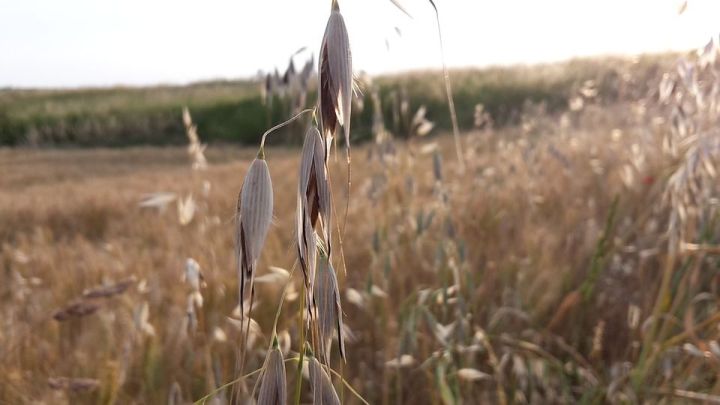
3, 49, 720, 404
0, 54, 675, 147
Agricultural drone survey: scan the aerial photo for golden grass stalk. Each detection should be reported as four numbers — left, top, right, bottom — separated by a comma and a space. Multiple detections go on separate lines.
428, 0, 465, 172
182, 107, 208, 171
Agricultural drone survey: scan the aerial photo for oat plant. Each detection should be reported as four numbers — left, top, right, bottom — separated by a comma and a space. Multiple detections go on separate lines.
222, 2, 358, 403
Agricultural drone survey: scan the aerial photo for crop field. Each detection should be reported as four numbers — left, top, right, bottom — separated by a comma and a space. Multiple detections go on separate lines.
2, 43, 720, 405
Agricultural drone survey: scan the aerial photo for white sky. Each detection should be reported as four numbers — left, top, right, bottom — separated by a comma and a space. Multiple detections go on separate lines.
0, 0, 719, 88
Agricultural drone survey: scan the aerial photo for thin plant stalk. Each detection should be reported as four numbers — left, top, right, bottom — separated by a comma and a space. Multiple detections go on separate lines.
428, 0, 465, 172
632, 251, 677, 391
260, 108, 315, 152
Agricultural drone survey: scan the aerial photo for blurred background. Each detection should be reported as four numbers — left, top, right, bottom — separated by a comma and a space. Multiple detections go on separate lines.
4, 1, 720, 404
2, 0, 719, 86
1, 0, 719, 146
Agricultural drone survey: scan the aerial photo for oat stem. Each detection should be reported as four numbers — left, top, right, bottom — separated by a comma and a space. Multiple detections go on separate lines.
632, 251, 677, 391
193, 366, 264, 405
428, 0, 465, 172
259, 108, 315, 153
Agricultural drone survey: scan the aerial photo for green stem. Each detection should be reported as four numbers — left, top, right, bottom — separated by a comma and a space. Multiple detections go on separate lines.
428, 0, 465, 172
632, 251, 677, 391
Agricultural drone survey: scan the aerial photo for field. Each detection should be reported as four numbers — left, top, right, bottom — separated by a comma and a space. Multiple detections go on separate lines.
3, 50, 720, 405
0, 54, 673, 147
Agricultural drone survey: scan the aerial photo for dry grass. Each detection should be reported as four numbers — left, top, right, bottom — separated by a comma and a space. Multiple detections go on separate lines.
3, 52, 720, 403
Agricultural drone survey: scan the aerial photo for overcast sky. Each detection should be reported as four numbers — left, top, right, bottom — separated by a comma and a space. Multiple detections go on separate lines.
1, 0, 719, 88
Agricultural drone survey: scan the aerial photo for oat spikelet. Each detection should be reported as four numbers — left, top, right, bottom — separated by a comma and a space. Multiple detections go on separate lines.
257, 341, 287, 405
309, 355, 341, 405
296, 196, 317, 302
319, 0, 352, 152
297, 127, 332, 297
296, 127, 332, 270
314, 253, 345, 363
236, 157, 274, 314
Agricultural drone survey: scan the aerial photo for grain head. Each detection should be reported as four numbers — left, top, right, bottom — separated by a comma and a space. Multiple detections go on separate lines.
297, 126, 333, 292
309, 354, 341, 405
313, 252, 345, 363
257, 340, 287, 405
236, 157, 274, 312
319, 0, 352, 152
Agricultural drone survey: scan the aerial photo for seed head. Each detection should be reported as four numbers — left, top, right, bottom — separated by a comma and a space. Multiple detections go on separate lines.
298, 127, 332, 256
297, 126, 333, 307
296, 193, 316, 274
182, 107, 207, 170
236, 158, 274, 313
257, 342, 287, 405
309, 354, 341, 405
319, 1, 353, 152
314, 253, 345, 363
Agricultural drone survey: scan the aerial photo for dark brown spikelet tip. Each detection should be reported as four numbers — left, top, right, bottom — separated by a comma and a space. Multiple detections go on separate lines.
53, 299, 100, 322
